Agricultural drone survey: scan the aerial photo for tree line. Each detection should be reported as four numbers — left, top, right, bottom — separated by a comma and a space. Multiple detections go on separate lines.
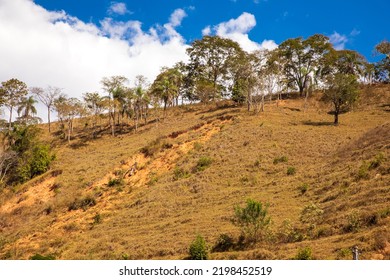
0, 34, 388, 185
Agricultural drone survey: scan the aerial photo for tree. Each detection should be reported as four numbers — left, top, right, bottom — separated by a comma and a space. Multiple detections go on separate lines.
0, 78, 28, 130
101, 76, 128, 136
54, 95, 83, 142
17, 95, 41, 125
31, 86, 61, 132
323, 73, 359, 125
374, 40, 390, 83
83, 92, 104, 135
232, 199, 271, 243
133, 75, 150, 131
186, 36, 245, 102
150, 67, 182, 117
278, 34, 333, 95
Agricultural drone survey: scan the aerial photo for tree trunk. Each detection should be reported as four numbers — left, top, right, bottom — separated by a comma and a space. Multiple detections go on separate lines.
334, 112, 339, 125
8, 107, 13, 130
48, 107, 51, 132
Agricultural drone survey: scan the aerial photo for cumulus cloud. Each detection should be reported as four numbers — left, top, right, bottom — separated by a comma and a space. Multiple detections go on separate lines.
204, 12, 277, 52
108, 2, 130, 16
0, 0, 189, 114
202, 26, 211, 36
329, 31, 348, 50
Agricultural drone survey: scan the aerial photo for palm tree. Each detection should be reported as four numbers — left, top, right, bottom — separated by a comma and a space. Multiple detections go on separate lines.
17, 96, 41, 125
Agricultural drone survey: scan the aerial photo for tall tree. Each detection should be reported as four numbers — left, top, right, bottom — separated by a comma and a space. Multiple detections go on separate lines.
17, 95, 41, 125
277, 34, 333, 95
133, 75, 150, 131
150, 67, 182, 116
31, 86, 61, 132
54, 95, 82, 143
186, 36, 245, 102
374, 39, 390, 83
101, 76, 128, 136
322, 73, 359, 125
0, 79, 28, 130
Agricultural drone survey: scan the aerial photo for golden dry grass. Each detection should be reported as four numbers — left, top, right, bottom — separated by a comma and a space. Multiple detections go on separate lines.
0, 85, 389, 260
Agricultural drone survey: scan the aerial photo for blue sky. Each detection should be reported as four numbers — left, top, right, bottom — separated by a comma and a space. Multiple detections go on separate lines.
0, 0, 389, 117
33, 0, 389, 60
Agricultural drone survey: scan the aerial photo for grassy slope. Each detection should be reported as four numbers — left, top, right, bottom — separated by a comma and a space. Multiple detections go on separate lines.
0, 85, 389, 260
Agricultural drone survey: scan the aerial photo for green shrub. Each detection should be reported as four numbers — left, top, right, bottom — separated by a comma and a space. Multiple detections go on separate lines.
357, 162, 369, 180
189, 235, 208, 260
195, 156, 213, 172
93, 213, 102, 224
107, 177, 123, 187
369, 153, 385, 170
173, 167, 191, 180
273, 156, 288, 164
295, 247, 313, 260
212, 234, 234, 252
17, 144, 54, 182
287, 166, 296, 175
298, 183, 309, 195
344, 210, 361, 233
232, 199, 271, 243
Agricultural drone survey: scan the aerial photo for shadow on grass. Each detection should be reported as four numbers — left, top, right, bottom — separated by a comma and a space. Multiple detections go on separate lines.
302, 121, 335, 126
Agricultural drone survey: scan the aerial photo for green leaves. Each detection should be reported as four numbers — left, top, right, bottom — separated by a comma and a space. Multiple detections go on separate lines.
232, 199, 271, 243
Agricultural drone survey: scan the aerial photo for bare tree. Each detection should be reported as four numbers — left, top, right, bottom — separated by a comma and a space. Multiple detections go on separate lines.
0, 150, 17, 184
31, 86, 61, 132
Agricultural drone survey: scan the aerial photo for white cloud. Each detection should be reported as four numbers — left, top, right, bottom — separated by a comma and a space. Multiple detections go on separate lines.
108, 2, 129, 16
205, 12, 277, 52
169, 8, 187, 27
0, 0, 189, 122
329, 31, 348, 50
202, 26, 211, 36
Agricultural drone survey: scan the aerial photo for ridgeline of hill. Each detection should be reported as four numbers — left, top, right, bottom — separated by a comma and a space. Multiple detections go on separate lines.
0, 85, 389, 260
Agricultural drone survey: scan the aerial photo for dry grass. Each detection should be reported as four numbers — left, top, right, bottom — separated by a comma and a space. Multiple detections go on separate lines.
0, 86, 389, 260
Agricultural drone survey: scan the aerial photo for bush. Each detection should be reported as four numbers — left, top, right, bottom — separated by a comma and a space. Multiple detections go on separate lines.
286, 166, 296, 175
17, 144, 54, 183
232, 199, 271, 243
189, 235, 208, 260
369, 153, 385, 170
107, 177, 123, 187
344, 210, 361, 233
277, 219, 304, 243
68, 195, 96, 211
173, 167, 191, 180
93, 213, 102, 225
357, 162, 369, 180
273, 156, 288, 164
195, 156, 213, 172
212, 234, 234, 252
298, 183, 309, 195
295, 247, 313, 260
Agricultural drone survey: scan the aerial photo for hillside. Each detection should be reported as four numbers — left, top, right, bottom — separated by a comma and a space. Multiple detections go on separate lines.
0, 85, 389, 260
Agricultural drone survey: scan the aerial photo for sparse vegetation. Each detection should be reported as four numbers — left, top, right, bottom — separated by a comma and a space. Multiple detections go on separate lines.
0, 81, 388, 260
286, 166, 296, 176
68, 195, 96, 211
189, 235, 208, 260
273, 156, 288, 164
194, 156, 213, 172
298, 183, 309, 195
232, 199, 271, 243
295, 247, 313, 260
